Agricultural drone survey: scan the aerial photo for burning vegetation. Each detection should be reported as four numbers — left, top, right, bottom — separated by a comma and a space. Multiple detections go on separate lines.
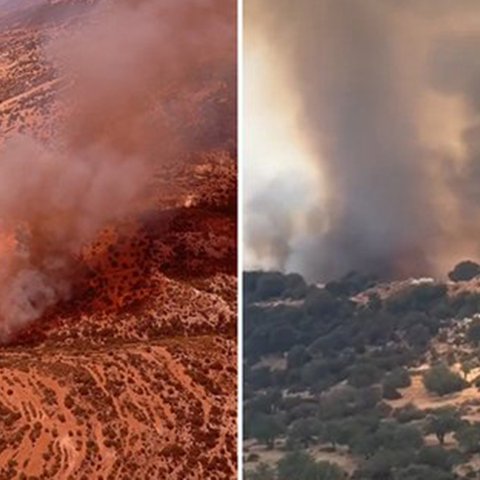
0, 0, 236, 478
0, 0, 235, 340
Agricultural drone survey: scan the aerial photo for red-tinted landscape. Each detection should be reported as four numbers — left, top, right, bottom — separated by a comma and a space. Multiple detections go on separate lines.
0, 1, 236, 478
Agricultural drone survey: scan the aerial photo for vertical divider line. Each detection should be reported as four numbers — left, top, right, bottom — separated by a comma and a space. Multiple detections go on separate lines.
237, 0, 244, 477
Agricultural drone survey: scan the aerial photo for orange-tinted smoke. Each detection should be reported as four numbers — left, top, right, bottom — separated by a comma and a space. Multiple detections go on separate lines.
0, 0, 235, 340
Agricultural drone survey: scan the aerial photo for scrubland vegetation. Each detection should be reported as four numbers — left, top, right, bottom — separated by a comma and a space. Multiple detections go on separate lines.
244, 263, 480, 479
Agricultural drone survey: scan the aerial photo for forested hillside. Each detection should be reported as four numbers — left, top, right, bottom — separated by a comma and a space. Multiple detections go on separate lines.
244, 264, 480, 479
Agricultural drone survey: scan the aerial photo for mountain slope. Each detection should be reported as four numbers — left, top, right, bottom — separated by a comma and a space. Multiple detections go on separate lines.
0, 2, 237, 478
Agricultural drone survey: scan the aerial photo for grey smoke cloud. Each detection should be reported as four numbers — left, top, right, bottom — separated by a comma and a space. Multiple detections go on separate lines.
245, 0, 480, 281
0, 0, 234, 340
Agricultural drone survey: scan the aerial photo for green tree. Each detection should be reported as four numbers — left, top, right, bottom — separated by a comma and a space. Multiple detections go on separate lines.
246, 367, 272, 391
278, 452, 346, 480
455, 423, 480, 453
277, 451, 315, 480
248, 389, 282, 415
250, 414, 285, 449
460, 358, 475, 380
347, 363, 382, 388
304, 289, 340, 318
406, 324, 431, 348
255, 272, 287, 300
375, 422, 424, 451
325, 271, 377, 298
416, 445, 459, 471
361, 448, 412, 478
268, 325, 298, 353
319, 421, 347, 451
288, 417, 321, 449
383, 367, 411, 390
393, 465, 455, 480
287, 345, 311, 369
352, 422, 423, 458
285, 273, 307, 299
423, 364, 467, 396
425, 407, 462, 445
383, 367, 411, 400
393, 403, 425, 424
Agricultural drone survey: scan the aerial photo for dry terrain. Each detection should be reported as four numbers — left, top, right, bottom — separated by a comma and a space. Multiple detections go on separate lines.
0, 1, 237, 479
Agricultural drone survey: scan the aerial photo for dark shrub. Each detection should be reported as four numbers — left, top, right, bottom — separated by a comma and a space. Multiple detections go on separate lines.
383, 367, 411, 390
255, 272, 287, 300
423, 364, 467, 396
347, 363, 382, 388
448, 260, 480, 282
393, 403, 425, 424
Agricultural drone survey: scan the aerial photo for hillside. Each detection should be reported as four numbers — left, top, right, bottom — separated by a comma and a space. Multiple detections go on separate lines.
0, 1, 237, 479
244, 268, 480, 480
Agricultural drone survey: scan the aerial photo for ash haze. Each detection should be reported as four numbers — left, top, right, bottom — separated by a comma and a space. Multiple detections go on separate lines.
0, 0, 234, 340
245, 0, 480, 282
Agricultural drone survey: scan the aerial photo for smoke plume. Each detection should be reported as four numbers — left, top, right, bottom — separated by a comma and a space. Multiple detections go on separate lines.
0, 0, 234, 340
245, 0, 480, 281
